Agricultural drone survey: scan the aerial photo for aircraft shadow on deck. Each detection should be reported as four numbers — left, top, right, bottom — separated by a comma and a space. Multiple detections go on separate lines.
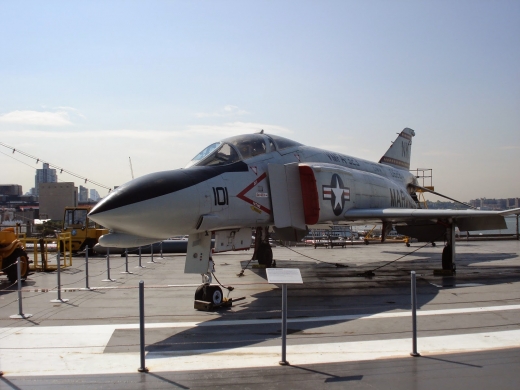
133, 249, 520, 358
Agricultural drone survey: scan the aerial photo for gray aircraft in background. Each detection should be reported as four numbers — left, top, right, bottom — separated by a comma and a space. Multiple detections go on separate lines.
89, 128, 518, 304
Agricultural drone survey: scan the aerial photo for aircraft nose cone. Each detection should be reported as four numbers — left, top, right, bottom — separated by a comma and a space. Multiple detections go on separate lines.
88, 169, 206, 236
89, 163, 249, 237
90, 169, 198, 217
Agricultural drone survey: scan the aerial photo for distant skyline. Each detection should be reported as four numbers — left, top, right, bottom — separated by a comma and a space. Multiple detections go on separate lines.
1, 1, 519, 201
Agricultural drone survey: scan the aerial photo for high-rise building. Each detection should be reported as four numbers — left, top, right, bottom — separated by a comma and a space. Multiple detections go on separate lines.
0, 185, 22, 196
78, 185, 89, 202
89, 189, 100, 201
35, 163, 57, 196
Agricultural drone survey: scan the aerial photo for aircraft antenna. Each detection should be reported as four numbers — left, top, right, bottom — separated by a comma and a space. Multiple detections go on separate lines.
129, 157, 134, 179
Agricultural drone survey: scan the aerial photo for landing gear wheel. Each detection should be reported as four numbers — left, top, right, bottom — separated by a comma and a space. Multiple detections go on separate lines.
2, 248, 29, 283
442, 244, 454, 270
257, 242, 273, 267
209, 286, 223, 305
431, 242, 436, 247
406, 243, 411, 247
194, 284, 205, 301
194, 285, 223, 305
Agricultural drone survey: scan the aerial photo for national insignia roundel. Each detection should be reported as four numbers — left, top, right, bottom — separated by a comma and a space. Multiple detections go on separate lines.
322, 174, 350, 216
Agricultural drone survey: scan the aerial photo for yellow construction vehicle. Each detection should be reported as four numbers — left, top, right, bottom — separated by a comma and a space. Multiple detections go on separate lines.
61, 206, 108, 254
0, 227, 29, 282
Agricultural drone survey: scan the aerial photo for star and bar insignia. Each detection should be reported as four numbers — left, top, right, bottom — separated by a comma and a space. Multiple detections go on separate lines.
322, 174, 350, 216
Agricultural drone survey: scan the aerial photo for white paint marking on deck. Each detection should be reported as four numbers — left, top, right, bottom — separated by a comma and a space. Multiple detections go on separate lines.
429, 282, 485, 288
1, 304, 520, 376
2, 329, 520, 377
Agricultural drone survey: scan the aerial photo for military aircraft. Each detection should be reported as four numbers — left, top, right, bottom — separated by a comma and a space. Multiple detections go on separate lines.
89, 128, 518, 305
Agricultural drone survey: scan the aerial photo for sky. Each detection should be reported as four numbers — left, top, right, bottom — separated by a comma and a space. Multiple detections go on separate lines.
1, 0, 519, 202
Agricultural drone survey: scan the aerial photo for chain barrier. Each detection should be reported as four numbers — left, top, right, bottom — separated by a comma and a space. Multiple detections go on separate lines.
1, 256, 163, 293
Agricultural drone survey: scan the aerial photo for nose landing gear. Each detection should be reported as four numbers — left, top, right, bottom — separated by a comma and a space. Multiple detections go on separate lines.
195, 284, 223, 305
194, 259, 244, 311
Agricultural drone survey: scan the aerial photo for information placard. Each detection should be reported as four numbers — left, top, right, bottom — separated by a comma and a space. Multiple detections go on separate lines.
266, 268, 303, 284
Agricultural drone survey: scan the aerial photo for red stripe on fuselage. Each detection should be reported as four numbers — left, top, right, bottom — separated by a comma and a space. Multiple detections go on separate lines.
299, 165, 320, 225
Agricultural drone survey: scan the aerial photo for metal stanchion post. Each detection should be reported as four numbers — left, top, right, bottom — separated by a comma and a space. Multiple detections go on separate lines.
160, 241, 163, 258
279, 283, 289, 365
136, 246, 145, 268
138, 280, 149, 373
516, 214, 520, 240
410, 271, 420, 357
10, 258, 33, 319
102, 248, 116, 282
81, 245, 90, 290
121, 249, 133, 274
51, 251, 69, 303
147, 244, 156, 264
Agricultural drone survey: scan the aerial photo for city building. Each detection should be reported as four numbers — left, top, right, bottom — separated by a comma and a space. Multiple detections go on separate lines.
79, 185, 89, 202
0, 184, 22, 196
90, 189, 100, 202
507, 198, 520, 209
35, 163, 57, 196
39, 182, 77, 220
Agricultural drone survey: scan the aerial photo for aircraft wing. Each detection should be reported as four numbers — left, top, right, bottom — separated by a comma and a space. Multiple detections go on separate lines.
500, 208, 520, 217
343, 208, 514, 242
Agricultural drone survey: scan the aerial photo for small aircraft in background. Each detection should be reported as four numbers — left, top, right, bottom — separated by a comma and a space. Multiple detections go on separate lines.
89, 128, 518, 305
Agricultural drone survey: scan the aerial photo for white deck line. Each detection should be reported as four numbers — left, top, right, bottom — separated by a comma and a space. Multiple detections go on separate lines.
2, 329, 520, 376
2, 303, 518, 336
1, 304, 520, 376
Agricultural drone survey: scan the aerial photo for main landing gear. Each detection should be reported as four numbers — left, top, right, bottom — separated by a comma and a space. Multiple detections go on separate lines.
252, 226, 274, 268
435, 222, 456, 275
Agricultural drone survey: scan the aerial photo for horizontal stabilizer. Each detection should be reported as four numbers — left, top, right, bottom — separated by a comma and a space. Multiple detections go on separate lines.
344, 208, 507, 241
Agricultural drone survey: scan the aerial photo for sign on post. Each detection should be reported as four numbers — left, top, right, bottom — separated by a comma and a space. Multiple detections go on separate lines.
266, 268, 303, 366
266, 268, 303, 285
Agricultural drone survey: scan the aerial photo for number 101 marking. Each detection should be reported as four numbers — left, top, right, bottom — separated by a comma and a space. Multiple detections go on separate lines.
212, 187, 229, 206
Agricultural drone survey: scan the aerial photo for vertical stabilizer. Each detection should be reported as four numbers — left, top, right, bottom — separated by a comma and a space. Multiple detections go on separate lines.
378, 128, 415, 170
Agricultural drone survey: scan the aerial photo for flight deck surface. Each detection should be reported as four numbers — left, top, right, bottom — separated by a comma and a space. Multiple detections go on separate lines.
1, 240, 520, 389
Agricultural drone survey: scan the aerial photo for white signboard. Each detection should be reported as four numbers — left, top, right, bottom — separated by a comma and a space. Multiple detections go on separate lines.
266, 268, 303, 284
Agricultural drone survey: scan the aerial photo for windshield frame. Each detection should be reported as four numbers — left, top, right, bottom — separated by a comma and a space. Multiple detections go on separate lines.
186, 142, 241, 168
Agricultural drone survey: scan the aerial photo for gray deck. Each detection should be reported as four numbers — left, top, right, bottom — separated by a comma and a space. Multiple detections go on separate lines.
1, 239, 520, 388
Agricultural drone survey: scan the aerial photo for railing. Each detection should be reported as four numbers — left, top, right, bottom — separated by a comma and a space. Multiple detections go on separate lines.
17, 232, 72, 271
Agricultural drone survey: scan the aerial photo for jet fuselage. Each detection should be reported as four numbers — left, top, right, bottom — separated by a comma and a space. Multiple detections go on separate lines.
89, 133, 418, 242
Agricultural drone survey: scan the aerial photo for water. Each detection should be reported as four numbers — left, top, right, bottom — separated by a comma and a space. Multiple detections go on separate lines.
472, 216, 519, 235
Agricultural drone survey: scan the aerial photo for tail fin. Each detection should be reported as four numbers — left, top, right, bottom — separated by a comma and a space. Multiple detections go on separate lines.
378, 127, 415, 170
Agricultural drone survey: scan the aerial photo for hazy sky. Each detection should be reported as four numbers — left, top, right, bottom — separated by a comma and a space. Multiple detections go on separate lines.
1, 1, 519, 202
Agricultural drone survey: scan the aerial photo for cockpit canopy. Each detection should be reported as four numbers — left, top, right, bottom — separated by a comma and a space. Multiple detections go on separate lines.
185, 133, 302, 168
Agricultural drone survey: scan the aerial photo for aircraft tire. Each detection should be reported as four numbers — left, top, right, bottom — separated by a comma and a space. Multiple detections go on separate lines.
442, 244, 453, 270
194, 284, 205, 301
209, 286, 223, 305
257, 243, 273, 268
194, 285, 223, 305
2, 248, 29, 283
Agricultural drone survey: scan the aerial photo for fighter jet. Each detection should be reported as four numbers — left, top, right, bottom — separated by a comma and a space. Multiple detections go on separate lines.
89, 128, 517, 305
